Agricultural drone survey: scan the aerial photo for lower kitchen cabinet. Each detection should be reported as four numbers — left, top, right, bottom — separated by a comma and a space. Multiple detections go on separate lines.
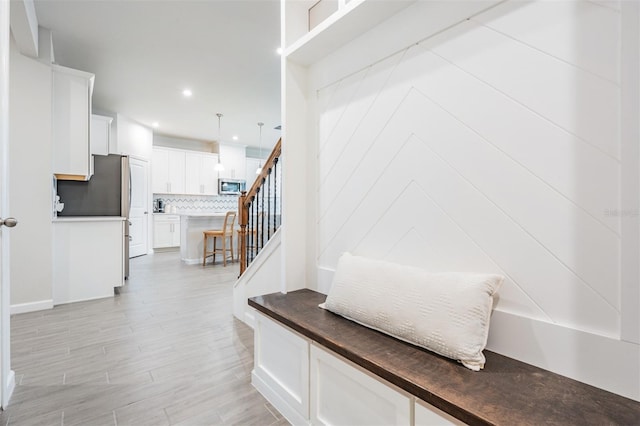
153, 214, 181, 248
52, 217, 125, 305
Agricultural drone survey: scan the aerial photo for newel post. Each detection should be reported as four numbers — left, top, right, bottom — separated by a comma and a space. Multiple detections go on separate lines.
238, 190, 248, 276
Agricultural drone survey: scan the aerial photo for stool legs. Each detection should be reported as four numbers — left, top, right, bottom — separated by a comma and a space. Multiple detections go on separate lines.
202, 234, 208, 266
202, 232, 235, 267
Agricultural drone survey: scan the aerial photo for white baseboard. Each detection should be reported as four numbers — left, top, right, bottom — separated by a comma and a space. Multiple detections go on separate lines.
244, 308, 255, 329
487, 310, 640, 401
183, 257, 240, 266
3, 370, 15, 408
252, 370, 309, 426
10, 299, 53, 315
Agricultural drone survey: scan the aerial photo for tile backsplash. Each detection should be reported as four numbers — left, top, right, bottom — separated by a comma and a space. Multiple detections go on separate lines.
154, 194, 238, 213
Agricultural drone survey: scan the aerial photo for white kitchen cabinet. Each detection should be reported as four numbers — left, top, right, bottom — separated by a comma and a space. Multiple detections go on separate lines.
152, 147, 185, 194
185, 152, 218, 195
153, 214, 181, 248
52, 64, 95, 181
52, 218, 124, 305
218, 144, 246, 180
90, 114, 112, 156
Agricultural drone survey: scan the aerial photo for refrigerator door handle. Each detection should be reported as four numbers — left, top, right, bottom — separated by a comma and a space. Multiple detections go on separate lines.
128, 166, 132, 217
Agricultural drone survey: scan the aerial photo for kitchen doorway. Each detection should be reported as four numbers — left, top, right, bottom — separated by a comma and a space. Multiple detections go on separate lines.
129, 157, 149, 258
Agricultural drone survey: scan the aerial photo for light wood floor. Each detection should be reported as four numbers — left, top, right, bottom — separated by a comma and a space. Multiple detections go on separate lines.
1, 251, 287, 426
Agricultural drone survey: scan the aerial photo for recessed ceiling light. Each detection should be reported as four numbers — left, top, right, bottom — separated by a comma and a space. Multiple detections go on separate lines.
182, 89, 192, 97
152, 122, 159, 128
276, 47, 283, 55
232, 135, 238, 141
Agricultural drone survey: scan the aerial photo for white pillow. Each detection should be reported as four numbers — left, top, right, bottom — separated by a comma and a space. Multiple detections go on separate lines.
322, 253, 503, 371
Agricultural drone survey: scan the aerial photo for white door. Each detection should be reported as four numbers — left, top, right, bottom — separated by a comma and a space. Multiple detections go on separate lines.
129, 157, 149, 258
0, 1, 15, 408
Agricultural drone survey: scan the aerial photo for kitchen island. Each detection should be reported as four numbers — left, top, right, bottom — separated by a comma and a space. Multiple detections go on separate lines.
179, 212, 237, 265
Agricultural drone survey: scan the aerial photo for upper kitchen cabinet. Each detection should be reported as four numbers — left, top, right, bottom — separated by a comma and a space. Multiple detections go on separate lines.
110, 114, 153, 160
218, 144, 246, 180
185, 152, 218, 196
152, 147, 185, 194
52, 64, 95, 181
90, 114, 112, 156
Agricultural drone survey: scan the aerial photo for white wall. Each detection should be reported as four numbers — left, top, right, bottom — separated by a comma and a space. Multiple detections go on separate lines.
307, 0, 639, 400
8, 36, 53, 311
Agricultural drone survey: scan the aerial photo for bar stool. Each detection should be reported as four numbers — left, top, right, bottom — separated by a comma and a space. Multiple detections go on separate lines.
203, 211, 236, 267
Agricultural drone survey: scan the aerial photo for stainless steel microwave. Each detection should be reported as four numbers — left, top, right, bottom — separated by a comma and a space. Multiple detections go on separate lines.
218, 178, 246, 195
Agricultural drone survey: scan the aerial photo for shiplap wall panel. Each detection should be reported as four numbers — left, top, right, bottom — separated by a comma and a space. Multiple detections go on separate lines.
475, 1, 620, 83
318, 70, 365, 150
318, 92, 618, 335
318, 53, 403, 185
318, 51, 412, 219
410, 45, 620, 235
403, 58, 620, 310
353, 180, 551, 322
316, 0, 621, 337
589, 0, 620, 12
429, 21, 620, 160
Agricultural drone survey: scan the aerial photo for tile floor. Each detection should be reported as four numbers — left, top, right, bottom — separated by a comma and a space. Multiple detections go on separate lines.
0, 251, 287, 426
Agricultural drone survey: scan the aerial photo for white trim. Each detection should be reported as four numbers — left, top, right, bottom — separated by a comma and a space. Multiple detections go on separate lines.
182, 257, 207, 265
0, 0, 13, 409
244, 308, 255, 329
55, 294, 112, 307
234, 228, 282, 288
252, 370, 310, 426
620, 0, 640, 345
487, 310, 640, 401
10, 299, 53, 315
4, 370, 14, 404
233, 230, 282, 324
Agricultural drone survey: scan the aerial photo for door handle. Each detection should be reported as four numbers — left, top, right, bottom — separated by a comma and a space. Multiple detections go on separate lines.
0, 217, 18, 227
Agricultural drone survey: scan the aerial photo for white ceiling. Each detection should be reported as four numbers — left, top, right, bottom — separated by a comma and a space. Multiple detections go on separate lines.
34, 0, 282, 150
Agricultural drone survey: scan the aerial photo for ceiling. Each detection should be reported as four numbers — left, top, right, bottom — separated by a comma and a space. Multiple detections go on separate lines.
33, 0, 282, 150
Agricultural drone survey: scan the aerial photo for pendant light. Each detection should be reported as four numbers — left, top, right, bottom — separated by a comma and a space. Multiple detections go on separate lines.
256, 122, 264, 175
215, 113, 225, 172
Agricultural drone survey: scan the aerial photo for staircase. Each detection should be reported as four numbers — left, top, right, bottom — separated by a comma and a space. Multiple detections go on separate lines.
234, 138, 282, 325
238, 138, 282, 276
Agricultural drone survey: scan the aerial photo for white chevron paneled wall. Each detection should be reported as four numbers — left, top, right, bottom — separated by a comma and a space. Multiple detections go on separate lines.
316, 1, 621, 338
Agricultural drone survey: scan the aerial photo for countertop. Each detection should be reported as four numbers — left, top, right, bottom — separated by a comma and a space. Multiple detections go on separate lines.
52, 216, 126, 222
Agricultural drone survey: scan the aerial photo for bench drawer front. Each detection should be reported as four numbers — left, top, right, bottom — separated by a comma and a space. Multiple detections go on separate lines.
253, 312, 310, 423
310, 344, 411, 426
415, 399, 465, 426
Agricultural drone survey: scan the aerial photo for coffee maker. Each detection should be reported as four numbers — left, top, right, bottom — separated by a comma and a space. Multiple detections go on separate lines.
154, 198, 165, 213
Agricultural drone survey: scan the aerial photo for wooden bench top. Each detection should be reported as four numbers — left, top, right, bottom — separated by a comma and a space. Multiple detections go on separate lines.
248, 289, 640, 426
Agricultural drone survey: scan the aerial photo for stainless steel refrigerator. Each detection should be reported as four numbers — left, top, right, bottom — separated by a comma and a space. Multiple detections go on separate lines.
56, 154, 131, 279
